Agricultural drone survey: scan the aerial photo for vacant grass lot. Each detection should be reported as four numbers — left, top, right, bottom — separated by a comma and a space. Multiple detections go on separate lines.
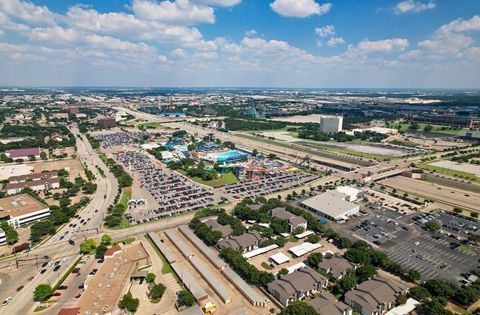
421, 163, 480, 182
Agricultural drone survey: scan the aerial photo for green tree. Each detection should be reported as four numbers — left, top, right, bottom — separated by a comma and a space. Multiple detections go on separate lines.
0, 221, 18, 244
278, 268, 289, 276
80, 239, 97, 254
307, 234, 320, 244
336, 269, 357, 294
279, 301, 318, 315
119, 292, 139, 313
355, 265, 377, 283
146, 272, 156, 284
33, 284, 53, 302
177, 290, 195, 307
30, 220, 56, 242
408, 286, 430, 303
307, 252, 323, 267
425, 221, 441, 232
408, 269, 421, 282
149, 283, 166, 301
101, 234, 112, 246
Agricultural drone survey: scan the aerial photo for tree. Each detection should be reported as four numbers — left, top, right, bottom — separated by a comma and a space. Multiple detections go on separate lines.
408, 269, 421, 282
454, 207, 463, 214
149, 283, 166, 301
101, 234, 112, 246
425, 220, 441, 232
468, 234, 480, 245
307, 252, 323, 267
278, 268, 289, 276
30, 220, 56, 242
33, 284, 53, 302
0, 221, 18, 244
335, 269, 357, 294
119, 292, 139, 313
177, 290, 195, 307
95, 244, 108, 258
279, 301, 318, 315
307, 234, 320, 244
409, 286, 430, 303
355, 265, 377, 283
80, 239, 97, 254
82, 182, 97, 194
146, 272, 156, 284
40, 152, 48, 160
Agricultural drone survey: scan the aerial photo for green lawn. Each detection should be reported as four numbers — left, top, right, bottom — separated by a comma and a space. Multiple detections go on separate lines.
108, 186, 132, 230
387, 122, 466, 135
138, 122, 162, 128
178, 170, 239, 187
296, 141, 394, 161
458, 245, 476, 256
421, 163, 480, 182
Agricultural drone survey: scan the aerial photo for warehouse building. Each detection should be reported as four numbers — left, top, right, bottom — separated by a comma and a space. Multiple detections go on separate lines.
0, 194, 50, 228
301, 191, 360, 222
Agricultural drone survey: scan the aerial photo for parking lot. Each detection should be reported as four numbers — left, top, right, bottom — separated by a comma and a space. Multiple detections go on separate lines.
220, 172, 318, 199
94, 131, 145, 148
117, 151, 226, 223
331, 207, 480, 282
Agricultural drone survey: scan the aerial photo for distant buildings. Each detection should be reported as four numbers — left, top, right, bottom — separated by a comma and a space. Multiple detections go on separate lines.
267, 266, 328, 305
5, 147, 41, 159
6, 171, 60, 195
320, 115, 343, 133
301, 190, 360, 221
97, 118, 116, 128
0, 194, 50, 229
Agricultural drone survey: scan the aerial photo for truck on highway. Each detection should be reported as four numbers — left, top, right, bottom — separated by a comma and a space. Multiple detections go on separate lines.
12, 242, 30, 254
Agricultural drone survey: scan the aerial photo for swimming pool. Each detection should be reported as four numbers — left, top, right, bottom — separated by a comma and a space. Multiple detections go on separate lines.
205, 150, 250, 162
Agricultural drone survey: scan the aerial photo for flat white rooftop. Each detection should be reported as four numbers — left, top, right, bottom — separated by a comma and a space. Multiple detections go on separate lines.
269, 252, 290, 265
287, 262, 306, 274
242, 244, 279, 259
288, 242, 322, 257
294, 230, 314, 239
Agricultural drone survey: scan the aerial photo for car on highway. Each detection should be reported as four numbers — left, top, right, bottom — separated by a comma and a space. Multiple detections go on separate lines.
27, 276, 34, 282
52, 292, 61, 297
16, 286, 24, 292
2, 297, 12, 306
40, 269, 47, 274
41, 262, 48, 268
58, 285, 68, 290
74, 292, 82, 298
68, 240, 75, 245
53, 265, 61, 272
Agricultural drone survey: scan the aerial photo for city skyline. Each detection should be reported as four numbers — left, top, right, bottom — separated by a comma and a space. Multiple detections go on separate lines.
0, 0, 479, 88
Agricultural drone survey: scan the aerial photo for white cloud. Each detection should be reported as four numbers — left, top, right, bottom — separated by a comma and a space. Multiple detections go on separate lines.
270, 0, 332, 18
131, 0, 215, 25
394, 0, 435, 14
245, 29, 257, 37
171, 48, 187, 58
0, 0, 57, 26
0, 30, 4, 37
193, 0, 241, 7
157, 54, 168, 62
438, 15, 480, 34
356, 38, 409, 53
327, 36, 345, 47
315, 25, 334, 37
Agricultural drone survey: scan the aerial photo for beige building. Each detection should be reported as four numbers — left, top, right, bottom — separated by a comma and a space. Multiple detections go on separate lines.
0, 194, 50, 229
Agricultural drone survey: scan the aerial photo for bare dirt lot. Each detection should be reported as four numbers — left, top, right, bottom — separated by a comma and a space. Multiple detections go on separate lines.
31, 158, 84, 181
381, 176, 480, 212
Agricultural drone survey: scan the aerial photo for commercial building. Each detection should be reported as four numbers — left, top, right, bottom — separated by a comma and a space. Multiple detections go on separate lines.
6, 171, 60, 195
344, 276, 409, 315
307, 292, 353, 315
75, 242, 150, 315
271, 207, 308, 233
0, 228, 6, 246
267, 267, 328, 305
301, 191, 360, 221
320, 115, 343, 133
97, 118, 116, 128
0, 194, 50, 229
5, 147, 41, 159
335, 186, 363, 202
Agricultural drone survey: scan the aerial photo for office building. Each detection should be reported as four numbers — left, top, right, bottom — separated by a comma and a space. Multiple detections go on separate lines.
320, 115, 343, 133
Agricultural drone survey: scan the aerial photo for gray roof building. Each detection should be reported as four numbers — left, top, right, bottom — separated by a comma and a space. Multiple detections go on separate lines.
203, 217, 232, 237
307, 292, 352, 315
271, 207, 308, 232
217, 230, 264, 253
268, 267, 328, 306
344, 276, 409, 315
318, 256, 356, 280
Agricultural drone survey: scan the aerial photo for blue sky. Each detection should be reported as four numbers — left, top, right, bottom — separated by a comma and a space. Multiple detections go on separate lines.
0, 0, 479, 87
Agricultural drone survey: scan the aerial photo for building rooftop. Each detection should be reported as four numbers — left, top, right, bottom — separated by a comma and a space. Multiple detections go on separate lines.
75, 242, 150, 315
318, 256, 355, 279
269, 252, 290, 265
268, 267, 327, 299
288, 242, 322, 257
307, 292, 351, 315
0, 194, 48, 219
301, 191, 357, 218
6, 147, 41, 158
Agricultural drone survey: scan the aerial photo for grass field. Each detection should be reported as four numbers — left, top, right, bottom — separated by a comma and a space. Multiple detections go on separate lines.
138, 121, 162, 128
458, 245, 476, 256
178, 170, 239, 187
421, 163, 480, 182
109, 186, 132, 230
298, 142, 394, 161
387, 122, 466, 135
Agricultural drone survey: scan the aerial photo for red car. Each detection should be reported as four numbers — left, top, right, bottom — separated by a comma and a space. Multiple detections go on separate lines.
74, 293, 82, 298
52, 292, 61, 297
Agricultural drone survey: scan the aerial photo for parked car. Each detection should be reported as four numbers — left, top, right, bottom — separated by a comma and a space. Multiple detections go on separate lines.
2, 297, 12, 306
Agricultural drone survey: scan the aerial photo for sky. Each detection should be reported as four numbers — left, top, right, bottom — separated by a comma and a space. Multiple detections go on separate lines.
0, 0, 479, 88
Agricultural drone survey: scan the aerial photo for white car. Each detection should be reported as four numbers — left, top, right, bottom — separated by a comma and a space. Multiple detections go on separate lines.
2, 297, 12, 306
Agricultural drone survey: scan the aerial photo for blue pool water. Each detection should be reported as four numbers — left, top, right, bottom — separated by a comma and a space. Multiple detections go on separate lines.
212, 150, 250, 162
